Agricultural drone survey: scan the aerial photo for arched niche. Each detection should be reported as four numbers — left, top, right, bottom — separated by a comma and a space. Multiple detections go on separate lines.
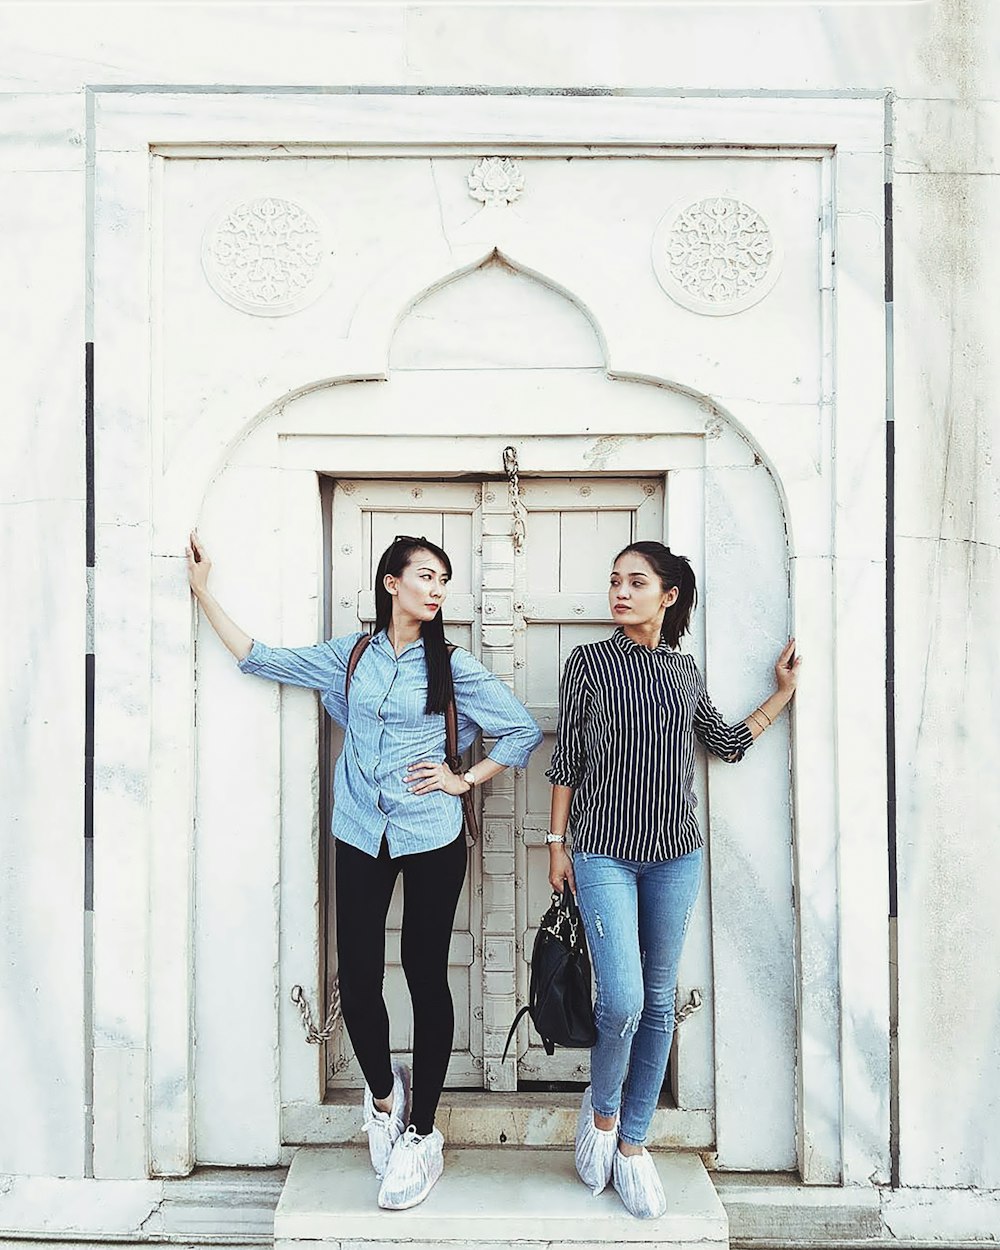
184, 255, 800, 1175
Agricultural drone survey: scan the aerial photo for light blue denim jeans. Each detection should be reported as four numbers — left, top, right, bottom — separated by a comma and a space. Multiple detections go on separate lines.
573, 847, 703, 1146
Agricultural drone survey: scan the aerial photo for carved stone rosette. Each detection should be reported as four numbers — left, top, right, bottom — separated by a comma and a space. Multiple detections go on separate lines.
201, 196, 333, 316
652, 195, 782, 316
467, 156, 525, 208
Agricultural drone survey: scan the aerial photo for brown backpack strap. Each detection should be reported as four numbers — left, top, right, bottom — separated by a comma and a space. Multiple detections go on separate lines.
344, 633, 372, 702
443, 645, 460, 766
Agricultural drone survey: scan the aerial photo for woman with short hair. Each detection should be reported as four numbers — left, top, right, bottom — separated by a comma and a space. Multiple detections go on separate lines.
188, 531, 542, 1210
546, 540, 799, 1219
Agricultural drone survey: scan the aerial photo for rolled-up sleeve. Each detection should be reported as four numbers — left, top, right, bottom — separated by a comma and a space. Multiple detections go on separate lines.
693, 668, 754, 763
545, 647, 590, 788
238, 635, 359, 727
451, 648, 542, 768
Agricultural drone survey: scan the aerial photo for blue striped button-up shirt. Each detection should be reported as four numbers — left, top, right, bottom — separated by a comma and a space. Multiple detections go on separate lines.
239, 630, 542, 858
546, 628, 754, 862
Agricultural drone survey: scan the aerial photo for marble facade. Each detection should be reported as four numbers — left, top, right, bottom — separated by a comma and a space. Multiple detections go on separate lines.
1, 2, 998, 1243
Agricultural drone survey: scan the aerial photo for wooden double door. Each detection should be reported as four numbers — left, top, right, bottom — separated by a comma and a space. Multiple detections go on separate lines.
325, 474, 680, 1092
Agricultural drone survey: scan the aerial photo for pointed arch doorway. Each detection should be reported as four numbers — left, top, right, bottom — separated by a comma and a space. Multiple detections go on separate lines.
264, 255, 800, 1165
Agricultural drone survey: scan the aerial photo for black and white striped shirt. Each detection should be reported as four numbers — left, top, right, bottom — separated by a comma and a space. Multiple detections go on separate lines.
546, 628, 754, 861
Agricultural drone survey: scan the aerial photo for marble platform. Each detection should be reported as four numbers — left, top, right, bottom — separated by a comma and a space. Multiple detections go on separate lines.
274, 1145, 729, 1250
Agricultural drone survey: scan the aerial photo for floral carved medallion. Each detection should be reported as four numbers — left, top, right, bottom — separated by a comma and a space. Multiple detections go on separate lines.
201, 196, 332, 316
651, 196, 781, 316
467, 157, 525, 207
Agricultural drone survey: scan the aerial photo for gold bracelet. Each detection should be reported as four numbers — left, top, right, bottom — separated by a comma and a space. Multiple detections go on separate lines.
749, 710, 768, 732
756, 706, 773, 726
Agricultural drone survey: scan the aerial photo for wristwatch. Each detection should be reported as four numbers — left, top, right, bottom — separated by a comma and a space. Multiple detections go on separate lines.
462, 770, 477, 788
545, 833, 567, 844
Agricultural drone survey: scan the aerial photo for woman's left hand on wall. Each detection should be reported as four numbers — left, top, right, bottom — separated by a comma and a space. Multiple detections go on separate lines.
186, 530, 212, 596
774, 638, 801, 697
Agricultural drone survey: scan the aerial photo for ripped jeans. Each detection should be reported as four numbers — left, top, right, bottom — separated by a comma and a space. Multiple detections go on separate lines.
573, 847, 703, 1146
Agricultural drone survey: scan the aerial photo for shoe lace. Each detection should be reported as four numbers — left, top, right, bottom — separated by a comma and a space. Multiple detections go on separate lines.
362, 1102, 392, 1135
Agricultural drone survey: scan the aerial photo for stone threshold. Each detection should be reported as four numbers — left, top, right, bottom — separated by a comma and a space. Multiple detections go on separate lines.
286, 1091, 713, 1149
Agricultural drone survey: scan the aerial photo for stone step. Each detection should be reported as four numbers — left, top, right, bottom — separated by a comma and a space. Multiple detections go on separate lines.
274, 1144, 729, 1249
287, 1091, 713, 1150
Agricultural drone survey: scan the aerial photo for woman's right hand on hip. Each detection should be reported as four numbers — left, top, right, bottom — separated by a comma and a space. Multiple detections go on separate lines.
548, 845, 576, 896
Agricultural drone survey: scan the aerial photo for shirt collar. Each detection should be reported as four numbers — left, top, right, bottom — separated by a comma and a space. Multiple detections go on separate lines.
373, 628, 425, 658
611, 626, 673, 656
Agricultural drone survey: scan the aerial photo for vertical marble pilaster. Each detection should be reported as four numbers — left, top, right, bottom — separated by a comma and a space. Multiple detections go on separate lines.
146, 555, 196, 1176
787, 553, 843, 1184
666, 464, 716, 1114
192, 459, 285, 1166
92, 141, 154, 1178
832, 149, 891, 1186
277, 464, 327, 1115
479, 491, 518, 1091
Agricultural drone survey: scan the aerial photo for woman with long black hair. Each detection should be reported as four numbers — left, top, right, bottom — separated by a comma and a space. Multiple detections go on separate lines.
546, 540, 799, 1219
187, 531, 541, 1210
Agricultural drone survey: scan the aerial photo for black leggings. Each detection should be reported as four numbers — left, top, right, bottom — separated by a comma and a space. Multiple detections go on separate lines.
335, 833, 468, 1135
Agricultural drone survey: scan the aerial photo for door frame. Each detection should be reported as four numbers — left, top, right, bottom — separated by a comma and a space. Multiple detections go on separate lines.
92, 89, 888, 1183
270, 420, 805, 1165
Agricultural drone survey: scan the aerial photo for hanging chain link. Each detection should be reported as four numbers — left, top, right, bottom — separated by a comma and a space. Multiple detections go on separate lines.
293, 974, 698, 1040
502, 445, 527, 552
674, 987, 702, 1026
291, 980, 341, 1044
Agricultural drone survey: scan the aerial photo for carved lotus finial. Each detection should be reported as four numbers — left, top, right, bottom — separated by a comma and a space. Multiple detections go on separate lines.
467, 156, 525, 207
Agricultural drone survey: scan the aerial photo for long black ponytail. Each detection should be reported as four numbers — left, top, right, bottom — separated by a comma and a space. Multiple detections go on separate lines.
373, 536, 455, 715
614, 540, 698, 649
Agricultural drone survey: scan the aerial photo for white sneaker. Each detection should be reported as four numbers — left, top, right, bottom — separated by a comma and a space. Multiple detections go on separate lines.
377, 1125, 445, 1210
612, 1146, 667, 1219
362, 1062, 411, 1178
575, 1086, 619, 1196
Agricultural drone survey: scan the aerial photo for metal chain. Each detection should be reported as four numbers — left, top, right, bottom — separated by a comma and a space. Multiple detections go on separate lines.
294, 978, 698, 1040
502, 445, 527, 552
674, 987, 702, 1026
290, 980, 341, 1044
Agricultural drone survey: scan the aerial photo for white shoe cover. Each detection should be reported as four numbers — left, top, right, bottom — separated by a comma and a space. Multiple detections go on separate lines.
612, 1147, 668, 1220
574, 1086, 619, 1196
377, 1125, 445, 1210
362, 1062, 411, 1178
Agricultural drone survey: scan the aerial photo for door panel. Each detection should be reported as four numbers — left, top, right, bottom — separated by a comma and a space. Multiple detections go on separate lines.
513, 477, 668, 1082
327, 481, 484, 1088
324, 473, 718, 1117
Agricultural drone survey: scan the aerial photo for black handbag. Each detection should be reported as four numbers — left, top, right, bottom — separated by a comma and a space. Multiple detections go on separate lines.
502, 887, 597, 1061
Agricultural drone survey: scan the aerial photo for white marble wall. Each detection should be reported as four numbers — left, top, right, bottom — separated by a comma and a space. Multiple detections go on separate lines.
1, 0, 997, 1207
0, 94, 87, 1176
892, 2, 1000, 1182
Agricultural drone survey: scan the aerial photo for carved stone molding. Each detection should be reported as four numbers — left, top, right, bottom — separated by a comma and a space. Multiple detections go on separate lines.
201, 196, 332, 316
652, 196, 782, 316
467, 156, 525, 208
